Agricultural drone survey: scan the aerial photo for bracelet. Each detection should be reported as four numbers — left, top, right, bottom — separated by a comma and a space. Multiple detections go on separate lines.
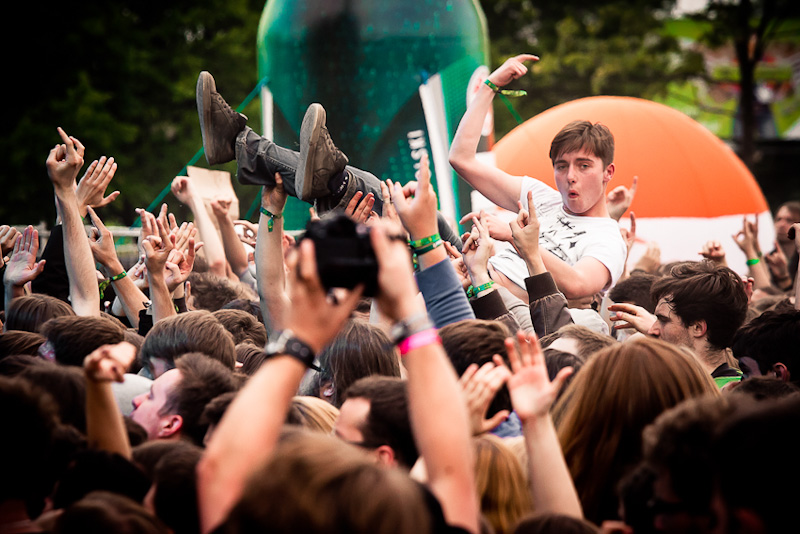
466, 280, 495, 298
746, 258, 760, 266
484, 78, 527, 97
260, 206, 283, 232
413, 239, 443, 256
98, 270, 127, 299
397, 328, 440, 356
390, 312, 434, 345
409, 233, 441, 250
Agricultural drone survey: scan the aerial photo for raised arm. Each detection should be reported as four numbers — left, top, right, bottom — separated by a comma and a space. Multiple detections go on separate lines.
3, 226, 46, 309
449, 54, 537, 212
197, 237, 362, 534
506, 330, 582, 518
255, 173, 291, 337
87, 207, 148, 327
370, 220, 480, 533
732, 215, 771, 290
83, 341, 136, 459
171, 176, 226, 277
210, 197, 250, 279
46, 127, 100, 316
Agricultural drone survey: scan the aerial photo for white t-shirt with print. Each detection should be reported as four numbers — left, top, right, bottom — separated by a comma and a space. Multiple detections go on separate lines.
488, 177, 627, 291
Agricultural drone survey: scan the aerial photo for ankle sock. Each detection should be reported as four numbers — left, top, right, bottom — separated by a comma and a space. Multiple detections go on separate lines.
328, 170, 349, 202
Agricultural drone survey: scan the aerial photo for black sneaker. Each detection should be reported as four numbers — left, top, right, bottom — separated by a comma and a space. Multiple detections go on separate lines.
197, 71, 247, 166
296, 103, 349, 202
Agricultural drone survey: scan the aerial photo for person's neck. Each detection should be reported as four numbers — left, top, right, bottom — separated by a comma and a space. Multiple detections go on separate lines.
694, 342, 727, 375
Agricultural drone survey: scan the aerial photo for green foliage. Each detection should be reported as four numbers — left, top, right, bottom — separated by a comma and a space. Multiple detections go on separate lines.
479, 0, 704, 138
2, 0, 265, 226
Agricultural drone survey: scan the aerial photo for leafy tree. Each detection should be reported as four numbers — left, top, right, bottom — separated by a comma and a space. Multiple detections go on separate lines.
479, 0, 704, 138
686, 0, 800, 168
2, 0, 265, 226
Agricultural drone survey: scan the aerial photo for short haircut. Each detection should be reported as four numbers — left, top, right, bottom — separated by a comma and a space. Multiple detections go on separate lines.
161, 352, 239, 446
188, 272, 257, 312
286, 395, 340, 434
151, 441, 204, 534
651, 261, 748, 351
608, 273, 657, 313
40, 315, 127, 367
731, 310, 800, 384
779, 200, 800, 219
55, 490, 169, 534
19, 362, 86, 432
212, 309, 267, 347
343, 376, 417, 470
549, 120, 615, 168
539, 324, 616, 360
220, 298, 263, 324
0, 330, 46, 358
729, 376, 800, 401
4, 293, 75, 333
439, 319, 512, 417
139, 311, 236, 375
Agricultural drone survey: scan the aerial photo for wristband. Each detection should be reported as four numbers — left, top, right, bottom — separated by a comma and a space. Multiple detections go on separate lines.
409, 233, 441, 250
99, 270, 127, 299
397, 328, 440, 356
260, 207, 283, 232
413, 239, 443, 256
390, 312, 434, 345
484, 78, 527, 97
746, 258, 760, 266
466, 280, 495, 298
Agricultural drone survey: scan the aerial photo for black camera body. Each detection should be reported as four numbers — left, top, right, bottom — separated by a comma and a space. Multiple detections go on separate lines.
302, 213, 379, 296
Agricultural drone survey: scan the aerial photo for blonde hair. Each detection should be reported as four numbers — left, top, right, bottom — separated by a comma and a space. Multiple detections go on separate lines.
473, 434, 533, 534
286, 395, 340, 434
552, 337, 718, 524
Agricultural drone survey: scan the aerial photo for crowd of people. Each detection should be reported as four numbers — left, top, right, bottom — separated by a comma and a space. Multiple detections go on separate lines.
1, 54, 799, 534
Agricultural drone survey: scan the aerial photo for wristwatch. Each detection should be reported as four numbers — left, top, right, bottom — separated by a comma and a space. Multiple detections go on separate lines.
264, 329, 319, 369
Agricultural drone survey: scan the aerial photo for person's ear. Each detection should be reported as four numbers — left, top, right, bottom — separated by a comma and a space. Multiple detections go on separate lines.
374, 445, 397, 468
604, 162, 615, 183
772, 362, 790, 382
158, 414, 183, 438
689, 320, 707, 338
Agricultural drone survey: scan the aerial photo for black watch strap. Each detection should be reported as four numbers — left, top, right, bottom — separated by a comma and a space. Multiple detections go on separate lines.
265, 330, 318, 369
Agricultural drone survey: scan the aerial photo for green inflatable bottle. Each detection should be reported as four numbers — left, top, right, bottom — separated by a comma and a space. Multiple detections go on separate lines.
256, 0, 490, 229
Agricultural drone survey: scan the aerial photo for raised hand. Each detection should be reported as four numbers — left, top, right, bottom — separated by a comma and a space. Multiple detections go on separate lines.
459, 210, 512, 242
163, 239, 198, 293
488, 54, 539, 89
619, 212, 637, 256
732, 215, 761, 258
83, 342, 136, 383
344, 191, 376, 224
509, 189, 545, 275
606, 175, 638, 222
505, 331, 572, 423
391, 153, 438, 241
75, 156, 120, 211
459, 359, 511, 435
46, 127, 85, 191
699, 240, 727, 267
462, 212, 495, 286
3, 226, 46, 287
87, 207, 120, 268
0, 225, 21, 257
233, 220, 257, 248
444, 240, 471, 291
171, 176, 199, 206
633, 241, 661, 274
607, 302, 657, 334
763, 241, 790, 282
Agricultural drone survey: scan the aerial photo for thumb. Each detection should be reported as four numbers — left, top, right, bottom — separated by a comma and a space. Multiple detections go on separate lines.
484, 410, 510, 432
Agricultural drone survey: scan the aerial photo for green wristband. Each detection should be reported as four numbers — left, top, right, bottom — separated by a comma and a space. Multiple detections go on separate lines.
99, 270, 127, 299
746, 257, 760, 266
260, 207, 282, 232
413, 239, 443, 256
484, 79, 527, 97
409, 233, 441, 250
467, 280, 494, 298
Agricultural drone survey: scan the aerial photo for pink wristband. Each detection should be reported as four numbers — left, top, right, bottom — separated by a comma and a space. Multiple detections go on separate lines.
397, 328, 440, 356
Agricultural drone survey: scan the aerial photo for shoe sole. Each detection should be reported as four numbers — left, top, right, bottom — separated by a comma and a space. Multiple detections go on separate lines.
197, 71, 217, 165
298, 103, 326, 202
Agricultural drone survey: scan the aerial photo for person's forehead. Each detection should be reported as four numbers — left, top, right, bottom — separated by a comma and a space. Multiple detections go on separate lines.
554, 147, 601, 163
153, 368, 182, 397
334, 397, 371, 440
776, 206, 800, 221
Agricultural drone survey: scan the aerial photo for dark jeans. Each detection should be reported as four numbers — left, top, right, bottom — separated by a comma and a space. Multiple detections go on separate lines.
234, 127, 462, 249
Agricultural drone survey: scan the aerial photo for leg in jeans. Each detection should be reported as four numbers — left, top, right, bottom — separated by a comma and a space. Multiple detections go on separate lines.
234, 126, 462, 249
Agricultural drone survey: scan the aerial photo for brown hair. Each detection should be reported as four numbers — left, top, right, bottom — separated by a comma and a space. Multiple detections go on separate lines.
40, 315, 127, 367
651, 261, 748, 351
188, 272, 256, 312
440, 319, 512, 417
212, 309, 267, 347
321, 319, 400, 408
0, 330, 46, 358
161, 352, 239, 446
222, 428, 431, 534
473, 434, 533, 534
549, 120, 614, 168
539, 324, 616, 360
55, 490, 169, 534
553, 338, 718, 524
4, 293, 75, 333
286, 395, 340, 434
139, 310, 236, 375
